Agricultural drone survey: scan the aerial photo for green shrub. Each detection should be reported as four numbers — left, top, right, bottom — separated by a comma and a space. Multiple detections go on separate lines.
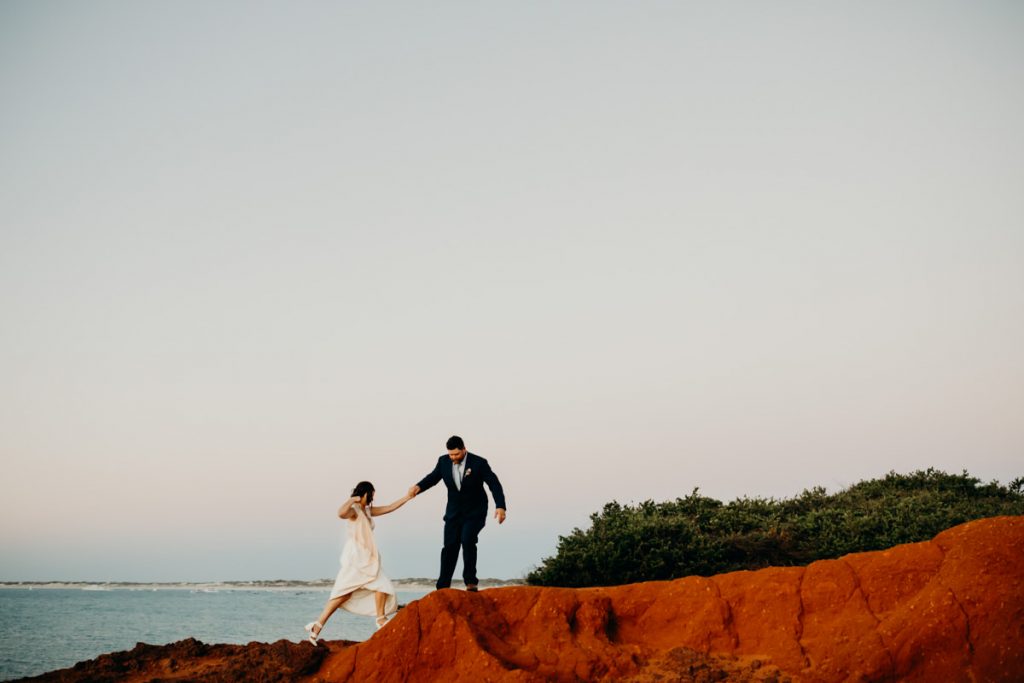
526, 469, 1024, 587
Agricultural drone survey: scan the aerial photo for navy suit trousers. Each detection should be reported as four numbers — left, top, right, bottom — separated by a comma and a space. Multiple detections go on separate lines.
437, 514, 486, 589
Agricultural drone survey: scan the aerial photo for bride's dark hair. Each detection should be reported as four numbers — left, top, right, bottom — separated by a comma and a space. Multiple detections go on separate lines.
351, 481, 375, 505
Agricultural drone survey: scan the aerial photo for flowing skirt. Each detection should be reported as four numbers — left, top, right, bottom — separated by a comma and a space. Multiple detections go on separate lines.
330, 536, 398, 616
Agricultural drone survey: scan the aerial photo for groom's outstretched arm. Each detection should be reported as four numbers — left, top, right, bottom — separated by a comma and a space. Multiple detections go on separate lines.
412, 458, 443, 496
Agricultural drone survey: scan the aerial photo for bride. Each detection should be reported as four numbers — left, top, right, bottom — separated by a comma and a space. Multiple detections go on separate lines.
304, 481, 412, 644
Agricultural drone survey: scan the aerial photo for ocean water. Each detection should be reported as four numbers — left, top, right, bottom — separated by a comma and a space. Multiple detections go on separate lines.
0, 587, 430, 681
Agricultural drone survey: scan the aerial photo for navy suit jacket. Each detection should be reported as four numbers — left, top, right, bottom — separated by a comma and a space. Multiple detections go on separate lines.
416, 452, 507, 522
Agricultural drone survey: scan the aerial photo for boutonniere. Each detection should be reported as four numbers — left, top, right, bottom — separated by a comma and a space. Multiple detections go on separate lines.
465, 468, 472, 477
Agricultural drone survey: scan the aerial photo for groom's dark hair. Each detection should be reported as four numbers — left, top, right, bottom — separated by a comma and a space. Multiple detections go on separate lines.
446, 435, 464, 450
351, 481, 375, 504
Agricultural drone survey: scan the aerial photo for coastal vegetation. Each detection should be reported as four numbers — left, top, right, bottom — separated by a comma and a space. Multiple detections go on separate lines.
526, 469, 1024, 587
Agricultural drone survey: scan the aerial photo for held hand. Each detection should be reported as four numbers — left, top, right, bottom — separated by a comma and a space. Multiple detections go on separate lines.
495, 508, 506, 524
408, 485, 421, 498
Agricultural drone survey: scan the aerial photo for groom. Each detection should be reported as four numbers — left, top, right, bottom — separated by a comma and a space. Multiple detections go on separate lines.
409, 435, 507, 591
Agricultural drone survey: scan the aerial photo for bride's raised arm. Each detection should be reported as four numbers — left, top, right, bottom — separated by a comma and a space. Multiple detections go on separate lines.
337, 496, 360, 520
370, 492, 413, 517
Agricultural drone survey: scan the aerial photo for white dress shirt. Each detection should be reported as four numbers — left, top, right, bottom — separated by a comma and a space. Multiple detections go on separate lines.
452, 458, 466, 491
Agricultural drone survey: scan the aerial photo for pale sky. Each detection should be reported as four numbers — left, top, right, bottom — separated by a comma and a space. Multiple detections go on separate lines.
1, 1, 1022, 582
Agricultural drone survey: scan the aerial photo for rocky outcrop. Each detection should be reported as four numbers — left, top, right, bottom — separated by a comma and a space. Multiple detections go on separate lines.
23, 516, 1024, 682
21, 637, 345, 682
319, 516, 1023, 682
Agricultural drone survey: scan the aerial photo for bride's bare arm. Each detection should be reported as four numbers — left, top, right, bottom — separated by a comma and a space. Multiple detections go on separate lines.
337, 496, 360, 520
370, 493, 413, 517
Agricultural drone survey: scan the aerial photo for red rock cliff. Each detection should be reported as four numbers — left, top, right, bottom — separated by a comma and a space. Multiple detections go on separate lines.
319, 516, 1023, 682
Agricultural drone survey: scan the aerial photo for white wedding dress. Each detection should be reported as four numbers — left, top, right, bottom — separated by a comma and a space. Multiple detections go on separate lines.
330, 504, 398, 616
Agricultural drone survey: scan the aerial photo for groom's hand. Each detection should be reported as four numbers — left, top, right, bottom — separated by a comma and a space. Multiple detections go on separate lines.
495, 508, 506, 524
408, 485, 421, 498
